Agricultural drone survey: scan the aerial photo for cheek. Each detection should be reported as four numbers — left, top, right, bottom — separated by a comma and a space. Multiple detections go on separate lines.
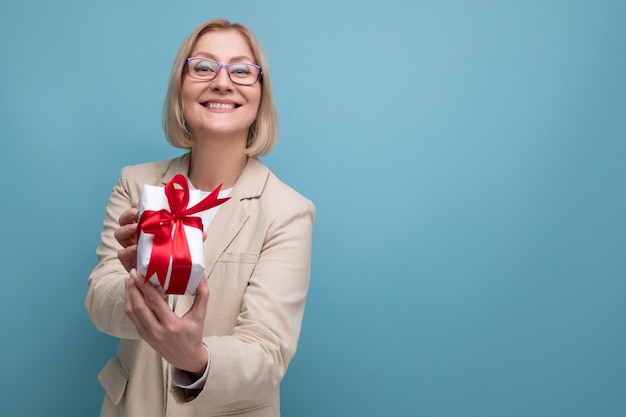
181, 90, 202, 121
249, 89, 262, 117
181, 83, 194, 105
181, 77, 200, 102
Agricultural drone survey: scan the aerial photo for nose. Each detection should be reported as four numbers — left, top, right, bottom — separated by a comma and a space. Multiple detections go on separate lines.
210, 66, 233, 91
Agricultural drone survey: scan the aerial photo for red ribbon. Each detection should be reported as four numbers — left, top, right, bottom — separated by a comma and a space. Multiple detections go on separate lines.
137, 174, 230, 294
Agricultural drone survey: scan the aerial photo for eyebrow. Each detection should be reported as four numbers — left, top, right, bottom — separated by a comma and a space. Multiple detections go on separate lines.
191, 52, 256, 63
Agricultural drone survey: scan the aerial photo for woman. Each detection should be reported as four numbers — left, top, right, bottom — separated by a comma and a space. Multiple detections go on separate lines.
86, 18, 315, 417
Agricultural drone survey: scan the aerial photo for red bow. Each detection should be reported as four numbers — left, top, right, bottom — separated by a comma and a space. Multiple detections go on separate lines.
137, 174, 230, 294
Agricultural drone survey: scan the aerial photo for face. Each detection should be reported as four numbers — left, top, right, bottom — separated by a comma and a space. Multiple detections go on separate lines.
181, 29, 261, 142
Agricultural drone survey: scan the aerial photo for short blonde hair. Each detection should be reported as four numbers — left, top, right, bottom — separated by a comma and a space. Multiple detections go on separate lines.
163, 19, 278, 156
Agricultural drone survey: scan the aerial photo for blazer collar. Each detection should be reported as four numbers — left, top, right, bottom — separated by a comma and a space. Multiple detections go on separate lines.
160, 152, 269, 201
160, 152, 191, 185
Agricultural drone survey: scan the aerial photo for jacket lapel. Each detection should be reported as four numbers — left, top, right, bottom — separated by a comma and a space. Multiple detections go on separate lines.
202, 157, 269, 277
160, 152, 191, 185
159, 154, 269, 278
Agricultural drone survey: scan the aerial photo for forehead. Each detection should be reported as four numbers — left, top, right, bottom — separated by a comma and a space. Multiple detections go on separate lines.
191, 29, 255, 62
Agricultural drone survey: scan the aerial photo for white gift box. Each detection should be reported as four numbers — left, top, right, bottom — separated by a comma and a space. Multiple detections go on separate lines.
136, 183, 207, 295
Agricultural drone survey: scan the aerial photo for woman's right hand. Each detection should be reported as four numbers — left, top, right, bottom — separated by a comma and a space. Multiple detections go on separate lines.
114, 204, 139, 272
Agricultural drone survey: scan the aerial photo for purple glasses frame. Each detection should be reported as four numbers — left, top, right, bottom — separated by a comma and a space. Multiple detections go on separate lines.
185, 57, 262, 85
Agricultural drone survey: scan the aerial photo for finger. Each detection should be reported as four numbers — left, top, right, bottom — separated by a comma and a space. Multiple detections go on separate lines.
124, 274, 152, 337
114, 223, 138, 248
118, 244, 137, 271
132, 269, 174, 325
127, 269, 162, 327
119, 207, 139, 226
126, 271, 151, 315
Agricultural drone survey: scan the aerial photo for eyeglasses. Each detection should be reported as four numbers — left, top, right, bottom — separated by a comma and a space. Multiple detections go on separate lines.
186, 57, 262, 85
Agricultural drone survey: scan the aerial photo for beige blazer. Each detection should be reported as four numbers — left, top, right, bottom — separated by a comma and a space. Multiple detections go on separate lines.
86, 153, 315, 417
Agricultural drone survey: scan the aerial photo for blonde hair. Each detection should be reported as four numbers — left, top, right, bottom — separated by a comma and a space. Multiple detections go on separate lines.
163, 19, 278, 156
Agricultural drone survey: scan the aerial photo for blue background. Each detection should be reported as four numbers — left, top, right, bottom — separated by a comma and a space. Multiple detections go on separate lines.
1, 1, 624, 416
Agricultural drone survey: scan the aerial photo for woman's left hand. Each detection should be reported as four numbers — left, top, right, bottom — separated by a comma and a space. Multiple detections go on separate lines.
124, 268, 209, 375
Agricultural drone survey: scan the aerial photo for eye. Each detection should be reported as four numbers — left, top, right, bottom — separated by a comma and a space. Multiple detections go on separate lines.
229, 63, 256, 77
192, 59, 218, 73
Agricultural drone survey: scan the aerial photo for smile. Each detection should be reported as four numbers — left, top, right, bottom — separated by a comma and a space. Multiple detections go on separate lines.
203, 102, 239, 110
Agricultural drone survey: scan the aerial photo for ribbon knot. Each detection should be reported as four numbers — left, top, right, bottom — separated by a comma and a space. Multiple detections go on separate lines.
137, 174, 230, 294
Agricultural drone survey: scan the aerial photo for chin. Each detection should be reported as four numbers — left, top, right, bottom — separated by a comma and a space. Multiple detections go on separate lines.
194, 125, 250, 140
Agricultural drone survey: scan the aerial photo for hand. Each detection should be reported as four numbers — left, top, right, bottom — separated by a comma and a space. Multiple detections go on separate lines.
115, 204, 139, 272
125, 268, 209, 374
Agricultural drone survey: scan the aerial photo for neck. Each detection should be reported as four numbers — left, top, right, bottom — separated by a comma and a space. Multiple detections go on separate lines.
188, 137, 248, 191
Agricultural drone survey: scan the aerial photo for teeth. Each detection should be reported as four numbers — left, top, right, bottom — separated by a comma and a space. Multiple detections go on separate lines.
206, 102, 235, 109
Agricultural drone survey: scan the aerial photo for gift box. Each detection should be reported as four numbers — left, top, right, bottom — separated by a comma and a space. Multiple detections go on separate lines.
136, 174, 229, 295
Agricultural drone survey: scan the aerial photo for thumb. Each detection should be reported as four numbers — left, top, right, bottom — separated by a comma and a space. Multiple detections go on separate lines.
185, 276, 209, 321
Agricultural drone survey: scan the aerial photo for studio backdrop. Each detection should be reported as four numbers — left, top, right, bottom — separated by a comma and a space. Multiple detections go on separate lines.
0, 1, 624, 416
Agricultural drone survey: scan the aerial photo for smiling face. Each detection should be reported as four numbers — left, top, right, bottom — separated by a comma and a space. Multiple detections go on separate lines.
181, 29, 262, 143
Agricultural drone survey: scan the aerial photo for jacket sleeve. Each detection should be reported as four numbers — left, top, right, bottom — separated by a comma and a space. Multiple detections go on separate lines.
85, 167, 142, 340
173, 197, 316, 406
